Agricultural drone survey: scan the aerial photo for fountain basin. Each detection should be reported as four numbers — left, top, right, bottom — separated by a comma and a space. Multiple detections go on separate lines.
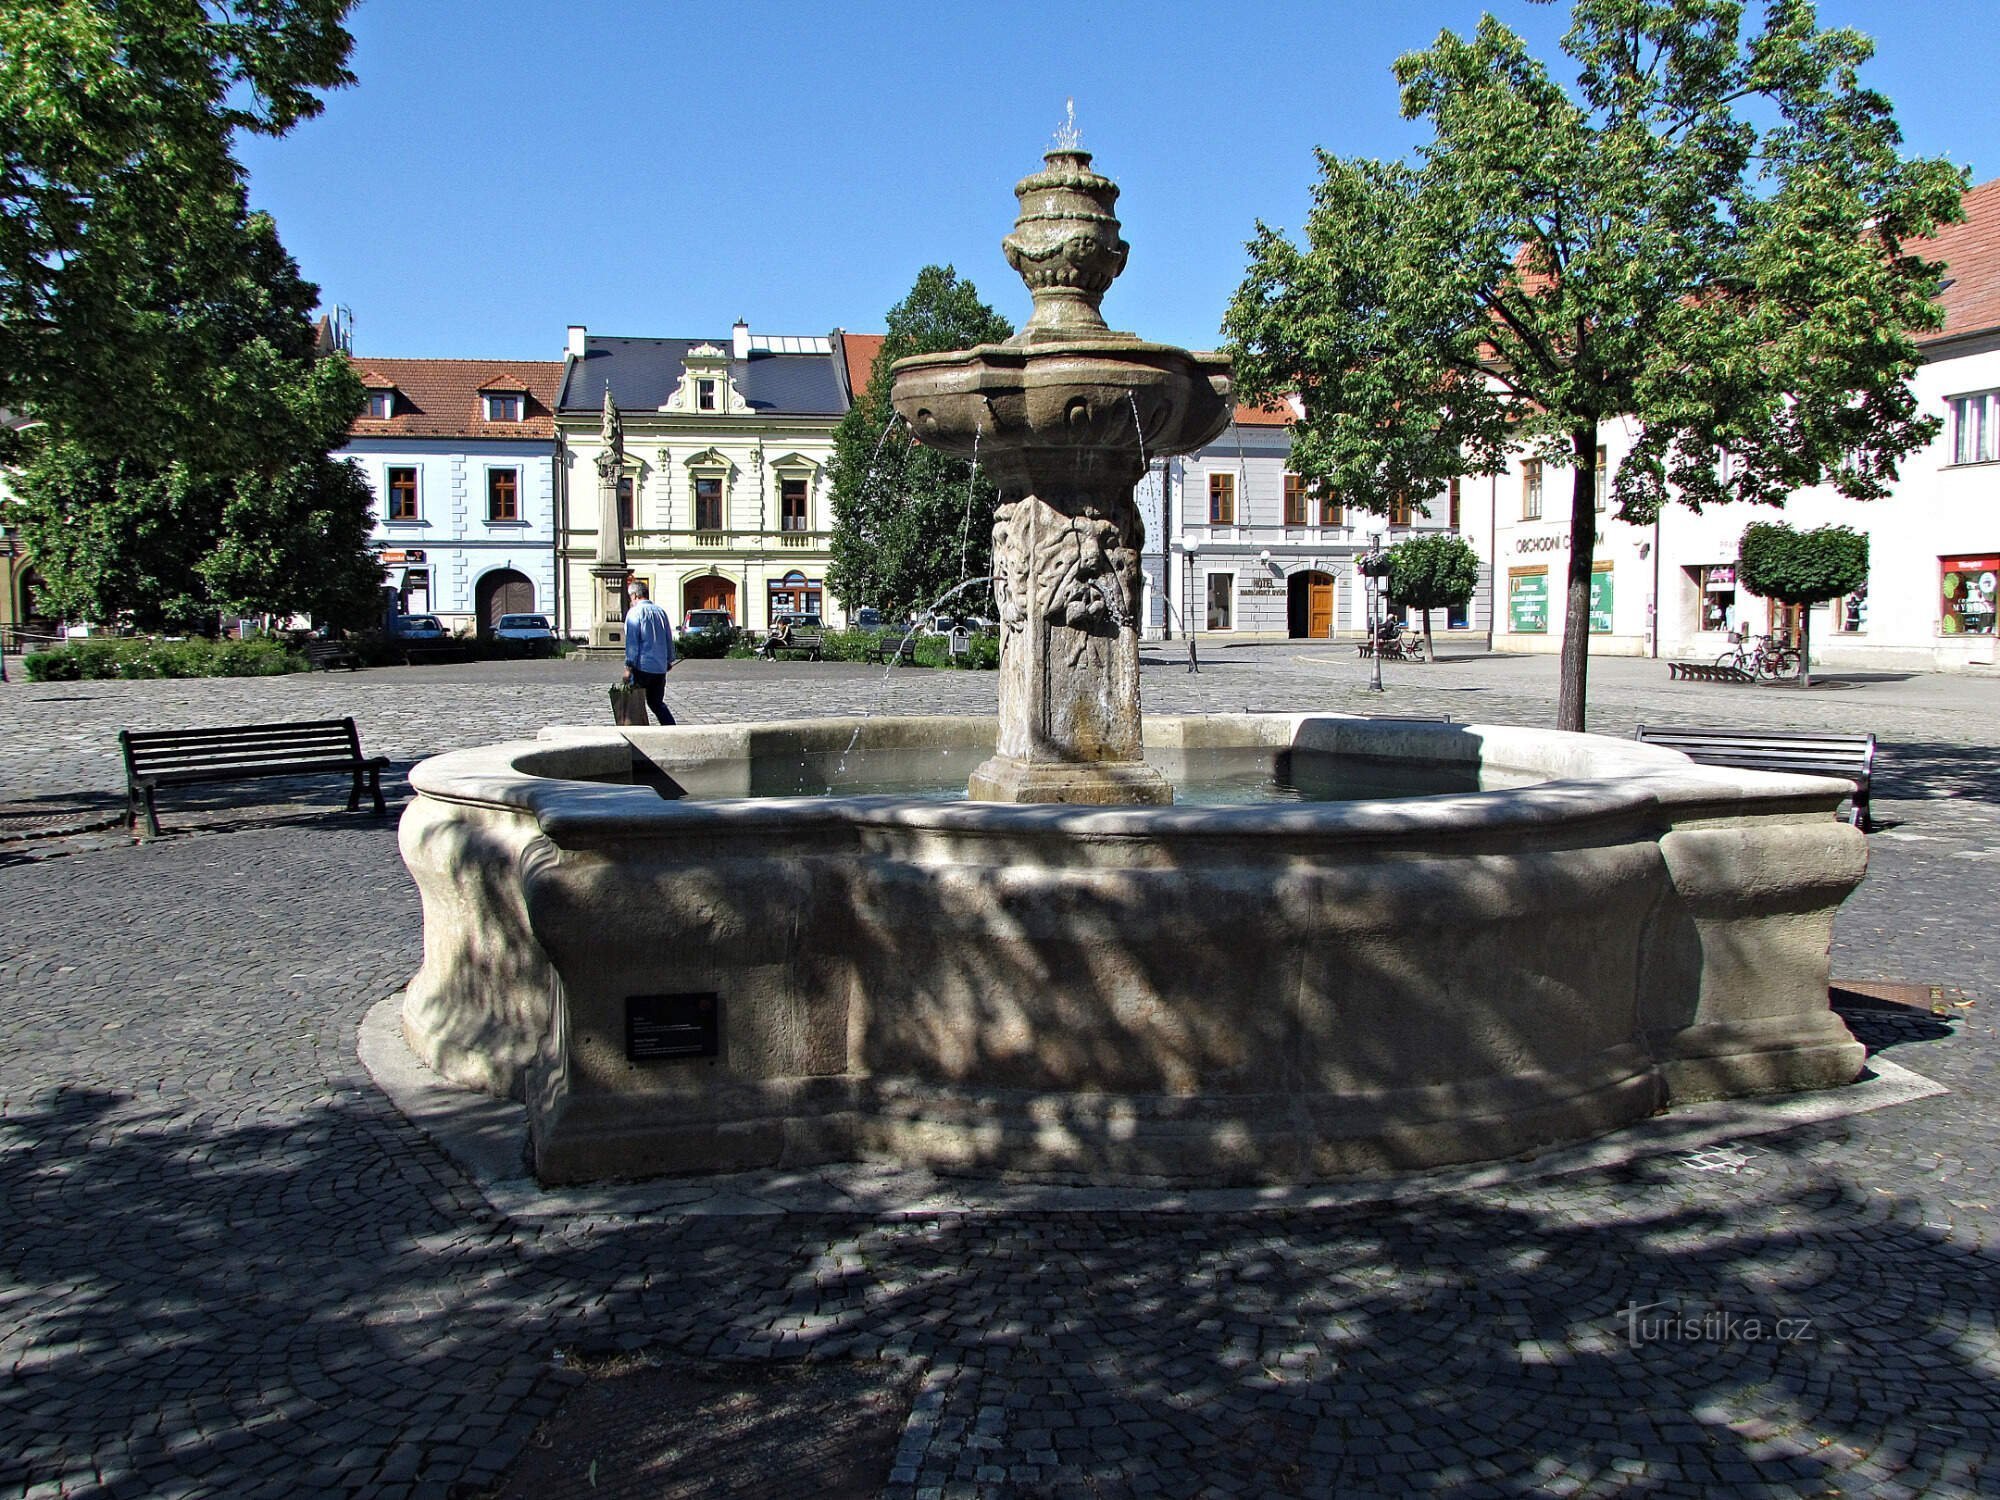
399, 715, 1866, 1186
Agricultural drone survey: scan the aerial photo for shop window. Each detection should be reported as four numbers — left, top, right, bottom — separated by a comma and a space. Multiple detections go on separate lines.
1589, 561, 1613, 633
1508, 568, 1549, 633
1521, 460, 1543, 520
1939, 555, 1999, 636
1695, 563, 1736, 633
695, 476, 723, 532
781, 476, 809, 532
487, 468, 519, 523
400, 568, 430, 614
1283, 472, 1307, 526
1206, 572, 1233, 631
1837, 582, 1868, 634
1447, 596, 1470, 630
1208, 472, 1235, 525
767, 570, 822, 618
1950, 392, 2000, 465
387, 466, 419, 522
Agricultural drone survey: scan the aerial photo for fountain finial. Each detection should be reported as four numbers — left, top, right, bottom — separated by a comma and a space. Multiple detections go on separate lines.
1003, 129, 1129, 343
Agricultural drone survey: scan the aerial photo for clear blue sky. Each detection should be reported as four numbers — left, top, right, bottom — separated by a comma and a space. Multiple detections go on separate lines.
236, 0, 2000, 362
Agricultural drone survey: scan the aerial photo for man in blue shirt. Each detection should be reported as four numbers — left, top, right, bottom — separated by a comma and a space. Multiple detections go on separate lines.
622, 580, 677, 725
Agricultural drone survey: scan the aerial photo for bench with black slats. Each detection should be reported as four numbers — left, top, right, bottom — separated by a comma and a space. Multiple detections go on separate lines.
863, 633, 918, 665
1633, 723, 1876, 829
1667, 661, 1755, 683
761, 628, 823, 661
119, 717, 390, 838
301, 639, 359, 671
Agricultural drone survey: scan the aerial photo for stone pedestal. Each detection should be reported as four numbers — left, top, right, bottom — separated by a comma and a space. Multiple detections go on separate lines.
969, 485, 1171, 805
583, 566, 628, 656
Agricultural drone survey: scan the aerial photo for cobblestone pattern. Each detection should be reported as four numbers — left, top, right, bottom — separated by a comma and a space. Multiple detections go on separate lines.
2, 656, 1997, 1498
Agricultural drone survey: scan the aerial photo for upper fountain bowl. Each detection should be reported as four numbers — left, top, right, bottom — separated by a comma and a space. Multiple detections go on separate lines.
890, 146, 1232, 489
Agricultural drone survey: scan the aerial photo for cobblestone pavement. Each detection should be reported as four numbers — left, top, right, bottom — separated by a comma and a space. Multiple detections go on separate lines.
3, 653, 1999, 1498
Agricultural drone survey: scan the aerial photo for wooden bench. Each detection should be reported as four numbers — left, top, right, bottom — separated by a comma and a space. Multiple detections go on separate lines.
1356, 637, 1429, 662
863, 633, 917, 665
1633, 723, 1876, 829
119, 718, 390, 839
1667, 661, 1755, 683
301, 639, 359, 671
761, 628, 823, 661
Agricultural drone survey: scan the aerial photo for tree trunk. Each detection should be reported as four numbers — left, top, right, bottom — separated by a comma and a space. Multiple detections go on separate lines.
1798, 605, 1813, 689
1555, 427, 1598, 733
1421, 606, 1434, 657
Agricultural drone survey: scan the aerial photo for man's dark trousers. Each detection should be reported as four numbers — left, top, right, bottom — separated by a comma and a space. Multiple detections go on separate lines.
630, 669, 674, 725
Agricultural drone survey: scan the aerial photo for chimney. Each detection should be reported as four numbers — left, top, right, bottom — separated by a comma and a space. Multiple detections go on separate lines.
732, 319, 750, 359
567, 325, 587, 359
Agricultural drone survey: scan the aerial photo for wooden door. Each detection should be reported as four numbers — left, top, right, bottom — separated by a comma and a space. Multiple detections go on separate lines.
1307, 574, 1335, 638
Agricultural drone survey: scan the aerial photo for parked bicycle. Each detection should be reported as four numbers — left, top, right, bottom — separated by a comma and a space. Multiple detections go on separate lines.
1715, 629, 1801, 681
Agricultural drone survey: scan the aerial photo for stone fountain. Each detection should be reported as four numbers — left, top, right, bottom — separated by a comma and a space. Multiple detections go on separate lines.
891, 143, 1230, 804
392, 139, 1869, 1188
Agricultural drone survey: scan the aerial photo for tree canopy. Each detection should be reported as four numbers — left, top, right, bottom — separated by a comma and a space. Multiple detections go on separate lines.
1225, 0, 1962, 729
827, 266, 1013, 620
1387, 532, 1481, 648
2, 0, 377, 631
1736, 519, 1867, 684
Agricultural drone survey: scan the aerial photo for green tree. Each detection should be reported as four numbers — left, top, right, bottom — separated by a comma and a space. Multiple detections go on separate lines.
1225, 0, 1961, 731
1387, 532, 1481, 654
2, 0, 375, 631
1735, 520, 1867, 687
828, 266, 1013, 620
0, 0, 358, 455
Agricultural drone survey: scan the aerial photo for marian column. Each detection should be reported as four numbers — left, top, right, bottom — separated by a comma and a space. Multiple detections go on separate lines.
586, 387, 629, 652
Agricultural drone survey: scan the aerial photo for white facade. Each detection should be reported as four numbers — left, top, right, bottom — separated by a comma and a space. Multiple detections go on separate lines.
344, 435, 559, 631
1487, 336, 2000, 670
1158, 414, 1490, 641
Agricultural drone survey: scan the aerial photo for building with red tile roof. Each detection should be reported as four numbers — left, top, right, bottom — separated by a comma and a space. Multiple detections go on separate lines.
339, 357, 565, 633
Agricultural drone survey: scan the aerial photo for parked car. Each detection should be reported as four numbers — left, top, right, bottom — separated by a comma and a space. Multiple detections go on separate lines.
682, 608, 734, 636
769, 612, 824, 634
492, 613, 555, 643
851, 606, 890, 634
387, 614, 448, 641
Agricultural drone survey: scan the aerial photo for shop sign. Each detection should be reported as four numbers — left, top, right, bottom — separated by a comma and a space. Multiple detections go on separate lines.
380, 549, 427, 565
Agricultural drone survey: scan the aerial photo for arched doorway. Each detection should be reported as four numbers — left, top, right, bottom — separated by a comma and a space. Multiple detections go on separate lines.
683, 574, 737, 621
1287, 570, 1336, 638
475, 569, 535, 634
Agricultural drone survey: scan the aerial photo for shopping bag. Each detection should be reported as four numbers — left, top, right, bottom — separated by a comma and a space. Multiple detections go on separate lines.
609, 683, 649, 726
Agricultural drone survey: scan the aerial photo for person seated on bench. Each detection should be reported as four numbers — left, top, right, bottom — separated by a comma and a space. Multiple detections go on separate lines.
762, 618, 792, 658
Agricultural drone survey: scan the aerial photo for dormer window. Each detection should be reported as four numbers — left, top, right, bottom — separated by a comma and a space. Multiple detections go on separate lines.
365, 390, 394, 419
484, 393, 524, 422
697, 379, 718, 412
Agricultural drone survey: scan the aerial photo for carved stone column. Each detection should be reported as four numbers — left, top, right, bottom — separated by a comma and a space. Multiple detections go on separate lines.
585, 388, 630, 653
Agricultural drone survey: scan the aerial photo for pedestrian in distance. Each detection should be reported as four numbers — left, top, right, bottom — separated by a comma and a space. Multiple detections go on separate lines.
623, 580, 676, 725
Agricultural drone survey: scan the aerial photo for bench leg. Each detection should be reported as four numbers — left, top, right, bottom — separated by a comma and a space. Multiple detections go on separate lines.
141, 785, 162, 841
1852, 790, 1870, 832
370, 766, 386, 817
348, 771, 362, 812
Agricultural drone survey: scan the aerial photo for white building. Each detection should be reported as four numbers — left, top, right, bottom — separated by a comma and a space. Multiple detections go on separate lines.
341, 358, 563, 632
1489, 177, 2000, 671
1157, 402, 1490, 640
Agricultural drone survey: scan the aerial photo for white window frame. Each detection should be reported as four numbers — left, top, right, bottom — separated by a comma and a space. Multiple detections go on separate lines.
365, 390, 394, 420
482, 393, 524, 422
485, 465, 522, 524
1950, 390, 1999, 465
1206, 571, 1234, 631
1522, 459, 1543, 521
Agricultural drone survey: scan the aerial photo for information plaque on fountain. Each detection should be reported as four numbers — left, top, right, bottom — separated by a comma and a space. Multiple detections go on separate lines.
624, 993, 720, 1063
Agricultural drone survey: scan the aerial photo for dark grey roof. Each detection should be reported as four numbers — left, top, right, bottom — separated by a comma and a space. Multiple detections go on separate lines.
557, 337, 848, 416
1197, 422, 1292, 459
